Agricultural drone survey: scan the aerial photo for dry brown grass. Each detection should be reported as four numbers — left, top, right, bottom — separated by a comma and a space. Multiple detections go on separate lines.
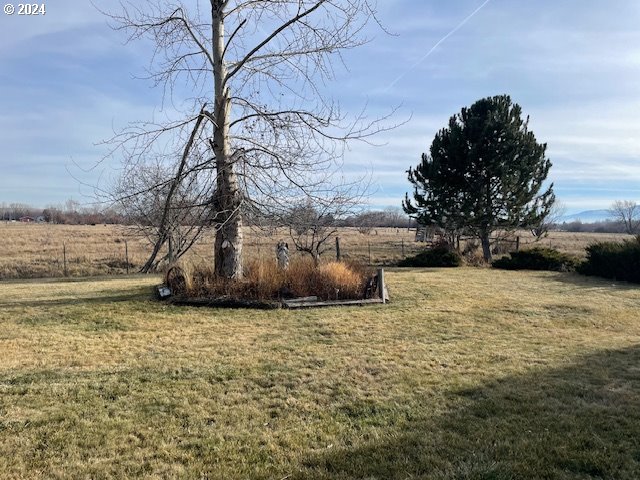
0, 222, 634, 280
1, 269, 639, 478
517, 230, 635, 257
167, 257, 372, 301
0, 223, 420, 280
0, 223, 148, 279
317, 261, 365, 299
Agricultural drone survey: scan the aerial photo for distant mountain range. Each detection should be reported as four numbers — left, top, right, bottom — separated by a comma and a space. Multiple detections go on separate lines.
558, 209, 612, 223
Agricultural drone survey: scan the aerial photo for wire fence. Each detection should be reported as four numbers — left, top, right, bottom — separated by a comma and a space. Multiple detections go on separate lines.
1, 228, 424, 280
2, 224, 628, 280
243, 236, 425, 267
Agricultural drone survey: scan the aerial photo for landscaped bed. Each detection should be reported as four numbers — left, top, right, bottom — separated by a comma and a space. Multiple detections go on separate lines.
161, 258, 388, 308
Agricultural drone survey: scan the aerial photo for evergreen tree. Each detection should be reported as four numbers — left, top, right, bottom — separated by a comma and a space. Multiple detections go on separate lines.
403, 95, 555, 261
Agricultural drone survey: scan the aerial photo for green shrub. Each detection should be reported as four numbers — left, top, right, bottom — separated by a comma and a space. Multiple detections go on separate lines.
577, 237, 640, 284
492, 247, 579, 272
398, 246, 462, 268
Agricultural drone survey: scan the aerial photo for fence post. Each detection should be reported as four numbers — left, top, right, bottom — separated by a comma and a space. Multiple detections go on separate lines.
368, 241, 372, 265
516, 236, 520, 252
401, 238, 405, 258
63, 242, 68, 277
377, 268, 386, 304
125, 240, 130, 275
335, 236, 341, 261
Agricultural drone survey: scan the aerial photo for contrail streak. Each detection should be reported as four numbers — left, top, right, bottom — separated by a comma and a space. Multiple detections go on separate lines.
384, 0, 493, 92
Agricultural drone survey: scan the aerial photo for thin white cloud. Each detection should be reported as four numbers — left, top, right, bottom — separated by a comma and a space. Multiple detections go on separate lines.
2, 0, 640, 212
383, 0, 493, 92
0, 1, 101, 52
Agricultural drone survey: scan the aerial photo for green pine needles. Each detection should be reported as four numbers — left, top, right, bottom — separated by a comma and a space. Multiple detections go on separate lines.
404, 95, 555, 261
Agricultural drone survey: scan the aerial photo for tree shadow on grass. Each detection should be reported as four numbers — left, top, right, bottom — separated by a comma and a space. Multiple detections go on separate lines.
297, 346, 640, 479
0, 287, 154, 309
536, 271, 640, 291
0, 274, 153, 285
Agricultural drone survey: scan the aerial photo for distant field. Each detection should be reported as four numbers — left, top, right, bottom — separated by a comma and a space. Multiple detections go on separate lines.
517, 230, 634, 257
0, 222, 633, 279
0, 268, 639, 478
0, 224, 421, 279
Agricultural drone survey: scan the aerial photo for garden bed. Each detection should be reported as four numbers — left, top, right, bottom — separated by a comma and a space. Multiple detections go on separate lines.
166, 295, 386, 309
158, 265, 389, 309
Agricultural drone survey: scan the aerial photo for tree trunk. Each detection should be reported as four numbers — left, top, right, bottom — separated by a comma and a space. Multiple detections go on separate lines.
140, 229, 167, 273
212, 1, 243, 279
480, 232, 492, 263
168, 232, 175, 264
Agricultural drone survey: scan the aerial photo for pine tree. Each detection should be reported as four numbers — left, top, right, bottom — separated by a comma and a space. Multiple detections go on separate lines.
403, 95, 555, 261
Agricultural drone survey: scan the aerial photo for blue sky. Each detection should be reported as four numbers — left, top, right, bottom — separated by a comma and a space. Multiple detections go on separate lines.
1, 0, 639, 214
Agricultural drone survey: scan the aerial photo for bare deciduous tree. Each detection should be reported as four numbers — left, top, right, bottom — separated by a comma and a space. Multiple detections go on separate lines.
101, 0, 396, 279
610, 200, 640, 235
285, 195, 358, 264
354, 211, 378, 235
530, 201, 566, 239
113, 158, 215, 272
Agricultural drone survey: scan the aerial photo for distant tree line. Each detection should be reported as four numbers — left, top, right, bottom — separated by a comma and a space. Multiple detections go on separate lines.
339, 208, 416, 230
0, 200, 413, 231
0, 200, 124, 225
558, 220, 634, 234
558, 200, 639, 234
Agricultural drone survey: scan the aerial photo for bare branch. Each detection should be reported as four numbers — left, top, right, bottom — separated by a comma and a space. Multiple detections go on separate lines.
225, 1, 327, 84
99, 0, 397, 279
610, 200, 640, 235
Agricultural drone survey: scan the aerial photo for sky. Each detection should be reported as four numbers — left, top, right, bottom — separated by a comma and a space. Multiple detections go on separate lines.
1, 0, 639, 214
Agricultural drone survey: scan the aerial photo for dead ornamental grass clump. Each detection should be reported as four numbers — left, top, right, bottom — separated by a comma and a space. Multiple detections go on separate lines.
165, 258, 372, 301
317, 261, 365, 299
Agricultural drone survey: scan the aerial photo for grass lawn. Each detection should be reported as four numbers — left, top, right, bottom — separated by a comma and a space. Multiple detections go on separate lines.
0, 269, 639, 479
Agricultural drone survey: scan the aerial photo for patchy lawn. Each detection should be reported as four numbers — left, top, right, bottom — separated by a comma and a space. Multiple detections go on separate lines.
0, 269, 639, 479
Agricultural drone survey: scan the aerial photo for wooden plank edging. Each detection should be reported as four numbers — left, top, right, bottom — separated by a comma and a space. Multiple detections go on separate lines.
283, 298, 384, 309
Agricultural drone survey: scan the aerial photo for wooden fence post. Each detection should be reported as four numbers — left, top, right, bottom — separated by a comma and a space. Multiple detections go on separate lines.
368, 241, 372, 264
377, 268, 386, 304
63, 242, 68, 277
336, 236, 341, 261
401, 238, 405, 258
125, 240, 130, 275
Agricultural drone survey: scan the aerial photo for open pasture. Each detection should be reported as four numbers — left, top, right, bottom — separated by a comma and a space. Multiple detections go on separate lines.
1, 268, 639, 478
0, 223, 422, 280
0, 222, 634, 280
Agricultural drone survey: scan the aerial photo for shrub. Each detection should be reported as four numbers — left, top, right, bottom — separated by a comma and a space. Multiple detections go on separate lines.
398, 246, 462, 268
492, 247, 579, 272
577, 237, 640, 284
